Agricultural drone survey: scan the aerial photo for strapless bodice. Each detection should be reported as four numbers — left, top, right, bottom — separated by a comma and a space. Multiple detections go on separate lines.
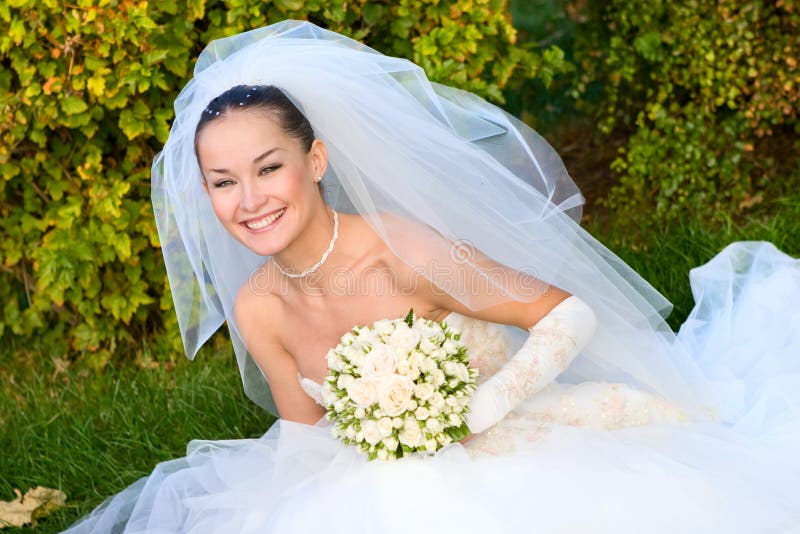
297, 310, 687, 457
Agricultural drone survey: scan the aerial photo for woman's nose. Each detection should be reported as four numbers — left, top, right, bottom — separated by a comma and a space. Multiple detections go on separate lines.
239, 180, 267, 212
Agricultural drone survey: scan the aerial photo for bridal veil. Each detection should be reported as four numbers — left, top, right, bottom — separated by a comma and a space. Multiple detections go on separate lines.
153, 20, 732, 423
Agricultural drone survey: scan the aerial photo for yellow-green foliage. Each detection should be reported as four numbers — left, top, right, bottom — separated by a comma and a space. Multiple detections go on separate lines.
575, 0, 799, 229
0, 0, 564, 365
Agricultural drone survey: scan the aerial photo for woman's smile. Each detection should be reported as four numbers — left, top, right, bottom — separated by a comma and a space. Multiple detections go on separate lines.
243, 207, 287, 232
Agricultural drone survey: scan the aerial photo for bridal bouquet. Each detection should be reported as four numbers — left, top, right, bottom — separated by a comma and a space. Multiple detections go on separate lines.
322, 309, 478, 461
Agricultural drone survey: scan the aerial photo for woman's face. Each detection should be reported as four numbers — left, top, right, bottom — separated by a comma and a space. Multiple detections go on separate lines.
196, 109, 326, 256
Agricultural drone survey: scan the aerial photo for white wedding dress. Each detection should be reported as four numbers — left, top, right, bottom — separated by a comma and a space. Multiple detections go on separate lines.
64, 241, 800, 533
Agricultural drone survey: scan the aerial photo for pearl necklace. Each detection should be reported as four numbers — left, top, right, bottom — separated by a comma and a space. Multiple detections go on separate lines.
276, 209, 339, 279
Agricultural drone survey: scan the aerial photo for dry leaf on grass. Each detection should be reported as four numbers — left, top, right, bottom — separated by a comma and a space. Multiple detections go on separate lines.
0, 486, 67, 529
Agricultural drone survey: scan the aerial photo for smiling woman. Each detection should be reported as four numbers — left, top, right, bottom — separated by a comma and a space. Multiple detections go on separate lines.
195, 85, 329, 262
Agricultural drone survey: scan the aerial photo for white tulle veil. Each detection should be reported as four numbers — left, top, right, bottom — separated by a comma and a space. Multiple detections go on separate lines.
152, 20, 720, 419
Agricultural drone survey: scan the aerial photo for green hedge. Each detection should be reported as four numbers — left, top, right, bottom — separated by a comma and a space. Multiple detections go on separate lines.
0, 0, 567, 365
573, 0, 800, 231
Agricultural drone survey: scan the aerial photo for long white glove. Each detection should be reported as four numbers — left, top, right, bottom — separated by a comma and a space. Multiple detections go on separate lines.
465, 295, 598, 434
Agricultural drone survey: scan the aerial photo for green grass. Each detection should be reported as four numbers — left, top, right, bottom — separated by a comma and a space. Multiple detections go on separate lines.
0, 343, 274, 532
2, 195, 798, 533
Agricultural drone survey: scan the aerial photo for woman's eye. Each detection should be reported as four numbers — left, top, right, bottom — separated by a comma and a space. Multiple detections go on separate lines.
213, 179, 234, 188
259, 165, 282, 176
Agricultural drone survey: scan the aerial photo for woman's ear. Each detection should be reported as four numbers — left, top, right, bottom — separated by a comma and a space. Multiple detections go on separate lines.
310, 139, 328, 178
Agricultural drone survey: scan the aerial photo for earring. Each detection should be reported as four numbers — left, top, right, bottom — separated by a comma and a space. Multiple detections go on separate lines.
315, 176, 323, 182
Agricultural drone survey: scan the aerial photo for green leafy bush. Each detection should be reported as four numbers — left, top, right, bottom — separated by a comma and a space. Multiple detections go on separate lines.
0, 0, 566, 365
573, 0, 799, 231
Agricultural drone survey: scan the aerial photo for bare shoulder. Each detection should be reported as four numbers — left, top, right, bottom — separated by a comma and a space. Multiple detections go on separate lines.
233, 262, 290, 362
233, 265, 325, 423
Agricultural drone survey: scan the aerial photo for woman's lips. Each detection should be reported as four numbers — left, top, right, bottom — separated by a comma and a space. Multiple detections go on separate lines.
243, 207, 286, 231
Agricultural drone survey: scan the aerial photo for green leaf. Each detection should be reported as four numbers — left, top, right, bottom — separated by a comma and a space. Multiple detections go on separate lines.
403, 307, 415, 327
119, 109, 147, 140
61, 96, 88, 115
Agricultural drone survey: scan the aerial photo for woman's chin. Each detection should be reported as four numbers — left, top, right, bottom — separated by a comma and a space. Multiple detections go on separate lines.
235, 232, 287, 257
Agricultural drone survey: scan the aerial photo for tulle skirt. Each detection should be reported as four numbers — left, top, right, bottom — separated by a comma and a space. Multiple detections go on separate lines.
64, 242, 800, 533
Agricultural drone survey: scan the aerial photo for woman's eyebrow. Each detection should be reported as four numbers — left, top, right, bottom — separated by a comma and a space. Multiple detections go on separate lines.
253, 147, 282, 163
208, 147, 282, 174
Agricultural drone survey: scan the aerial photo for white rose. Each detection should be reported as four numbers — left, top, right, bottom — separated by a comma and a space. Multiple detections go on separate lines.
426, 417, 443, 433
407, 367, 421, 381
377, 417, 394, 437
428, 327, 445, 343
448, 413, 462, 427
354, 407, 367, 419
409, 351, 425, 368
457, 363, 470, 382
432, 370, 446, 386
443, 361, 460, 376
446, 395, 459, 407
407, 399, 418, 411
378, 374, 414, 416
321, 382, 338, 406
396, 359, 411, 375
356, 329, 376, 346
361, 419, 382, 445
326, 349, 345, 372
420, 338, 438, 354
345, 425, 357, 440
337, 374, 356, 390
428, 405, 441, 417
361, 342, 398, 378
343, 345, 361, 360
392, 417, 404, 429
377, 448, 389, 461
348, 352, 365, 368
414, 406, 430, 420
373, 319, 395, 336
431, 392, 445, 409
437, 433, 453, 446
346, 378, 377, 408
425, 439, 438, 453
334, 399, 347, 412
398, 421, 423, 447
421, 358, 438, 374
388, 324, 421, 353
383, 435, 399, 451
431, 347, 447, 361
414, 382, 435, 401
341, 331, 356, 345
443, 339, 460, 354
448, 379, 460, 389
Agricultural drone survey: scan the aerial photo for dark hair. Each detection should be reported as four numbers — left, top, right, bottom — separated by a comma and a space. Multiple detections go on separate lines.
195, 85, 315, 154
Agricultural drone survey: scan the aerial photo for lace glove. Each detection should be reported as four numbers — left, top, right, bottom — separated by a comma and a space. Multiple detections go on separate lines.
465, 295, 598, 434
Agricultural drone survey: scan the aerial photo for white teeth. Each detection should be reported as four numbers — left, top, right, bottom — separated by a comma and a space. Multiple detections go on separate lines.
245, 208, 285, 230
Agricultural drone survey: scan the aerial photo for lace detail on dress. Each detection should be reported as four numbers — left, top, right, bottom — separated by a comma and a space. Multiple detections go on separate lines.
442, 312, 510, 383
297, 372, 325, 406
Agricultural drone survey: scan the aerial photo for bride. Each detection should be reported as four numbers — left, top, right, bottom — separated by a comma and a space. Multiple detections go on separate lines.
64, 20, 799, 533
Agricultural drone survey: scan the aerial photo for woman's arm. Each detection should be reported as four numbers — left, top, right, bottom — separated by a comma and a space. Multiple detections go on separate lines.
462, 295, 597, 433
234, 285, 326, 425
413, 249, 597, 435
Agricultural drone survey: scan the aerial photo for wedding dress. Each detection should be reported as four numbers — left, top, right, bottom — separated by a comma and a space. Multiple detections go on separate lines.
64, 241, 800, 534
63, 19, 800, 533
